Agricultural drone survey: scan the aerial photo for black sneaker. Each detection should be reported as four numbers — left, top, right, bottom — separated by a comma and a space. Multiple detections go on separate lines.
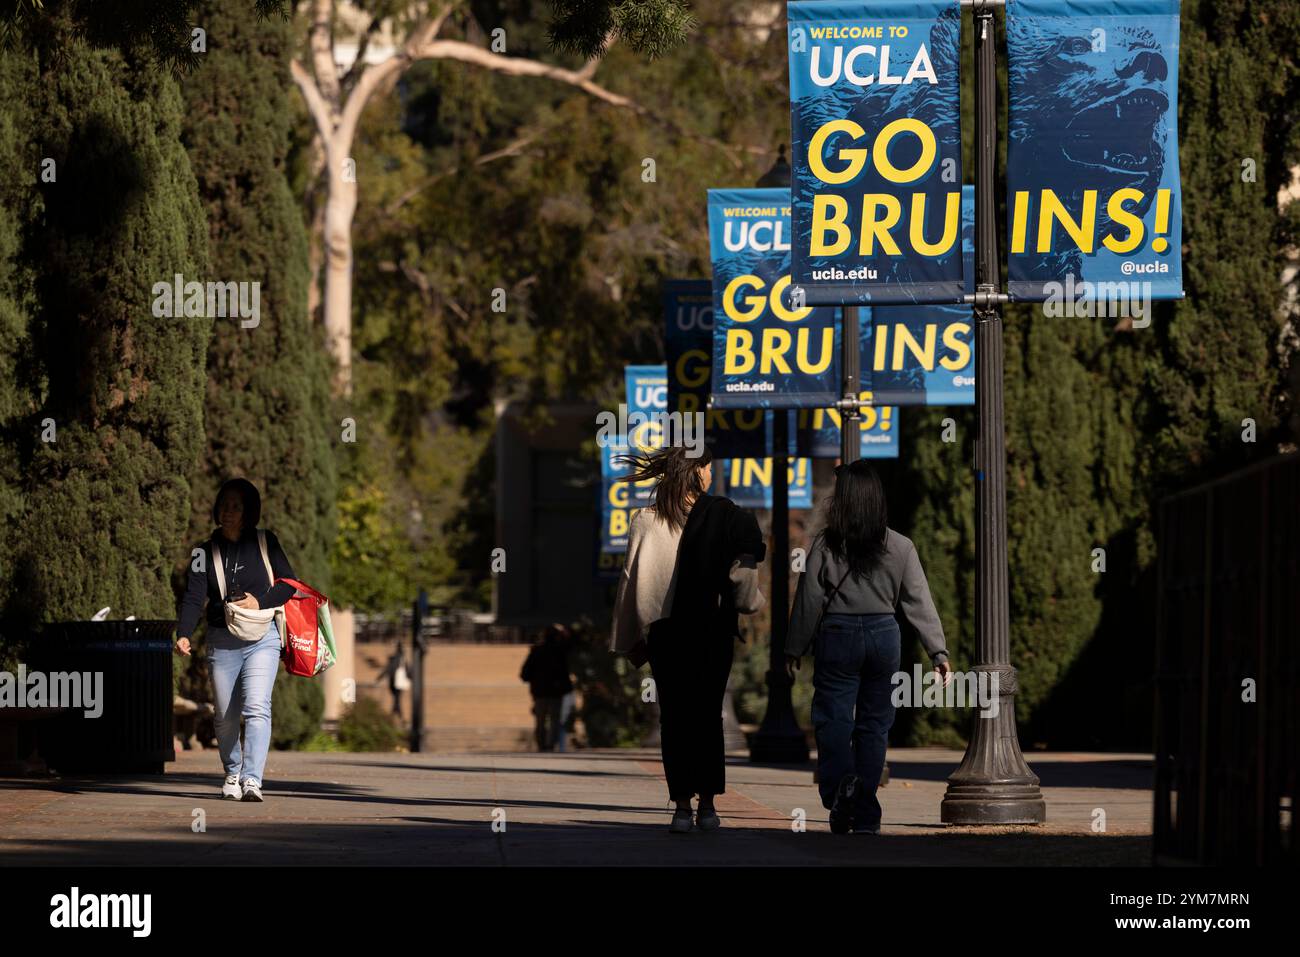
829, 774, 860, 834
852, 821, 882, 835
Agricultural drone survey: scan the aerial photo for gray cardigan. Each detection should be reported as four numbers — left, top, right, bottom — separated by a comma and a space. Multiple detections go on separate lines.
786, 529, 949, 662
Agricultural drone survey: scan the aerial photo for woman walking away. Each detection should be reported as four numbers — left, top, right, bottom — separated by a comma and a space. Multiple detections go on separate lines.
610, 445, 766, 834
175, 478, 298, 802
785, 460, 951, 835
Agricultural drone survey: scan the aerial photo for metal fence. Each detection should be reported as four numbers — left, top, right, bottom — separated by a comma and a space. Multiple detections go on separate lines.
1154, 452, 1298, 865
354, 609, 530, 645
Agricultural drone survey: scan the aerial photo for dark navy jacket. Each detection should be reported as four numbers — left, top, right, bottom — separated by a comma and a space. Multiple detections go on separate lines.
176, 528, 296, 640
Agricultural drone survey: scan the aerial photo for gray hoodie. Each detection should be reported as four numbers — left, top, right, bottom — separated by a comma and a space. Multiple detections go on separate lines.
786, 529, 949, 662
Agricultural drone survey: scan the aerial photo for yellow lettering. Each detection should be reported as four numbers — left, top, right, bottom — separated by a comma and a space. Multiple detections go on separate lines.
1102, 188, 1145, 254
1011, 190, 1029, 254
873, 118, 936, 183
910, 191, 960, 256
724, 329, 756, 374
723, 274, 766, 322
1038, 189, 1097, 254
939, 322, 972, 371
891, 324, 935, 371
808, 119, 869, 185
759, 328, 794, 374
860, 195, 902, 255
797, 326, 835, 374
811, 195, 852, 256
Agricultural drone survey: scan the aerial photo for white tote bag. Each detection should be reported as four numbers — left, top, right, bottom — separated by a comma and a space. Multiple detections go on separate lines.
212, 529, 285, 643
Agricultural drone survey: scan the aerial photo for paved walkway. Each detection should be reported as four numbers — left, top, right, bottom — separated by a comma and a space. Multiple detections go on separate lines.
0, 748, 1153, 866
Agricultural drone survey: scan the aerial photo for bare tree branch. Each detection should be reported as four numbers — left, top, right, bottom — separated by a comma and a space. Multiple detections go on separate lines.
290, 57, 335, 139
309, 0, 341, 111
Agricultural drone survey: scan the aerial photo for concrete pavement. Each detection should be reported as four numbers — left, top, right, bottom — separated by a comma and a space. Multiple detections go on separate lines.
0, 747, 1153, 866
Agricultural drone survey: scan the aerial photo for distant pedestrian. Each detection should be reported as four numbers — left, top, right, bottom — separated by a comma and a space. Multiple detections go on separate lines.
520, 624, 573, 752
610, 445, 766, 834
380, 646, 411, 717
175, 478, 298, 803
785, 460, 952, 835
556, 688, 576, 753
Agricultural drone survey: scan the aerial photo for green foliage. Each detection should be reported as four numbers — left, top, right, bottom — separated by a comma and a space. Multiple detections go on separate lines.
342, 1, 790, 608
569, 623, 651, 747
0, 52, 39, 660
301, 730, 347, 752
180, 0, 337, 598
336, 696, 405, 751
0, 1, 292, 75
329, 476, 414, 613
548, 1, 697, 60
9, 36, 210, 627
270, 669, 325, 749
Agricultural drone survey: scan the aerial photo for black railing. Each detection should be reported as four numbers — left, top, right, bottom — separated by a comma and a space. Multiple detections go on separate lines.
1154, 453, 1298, 865
354, 609, 529, 645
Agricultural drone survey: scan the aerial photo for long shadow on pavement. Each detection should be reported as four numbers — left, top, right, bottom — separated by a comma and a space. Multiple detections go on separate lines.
0, 817, 1151, 867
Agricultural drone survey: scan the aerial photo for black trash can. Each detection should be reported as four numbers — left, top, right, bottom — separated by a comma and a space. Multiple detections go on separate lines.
34, 620, 176, 774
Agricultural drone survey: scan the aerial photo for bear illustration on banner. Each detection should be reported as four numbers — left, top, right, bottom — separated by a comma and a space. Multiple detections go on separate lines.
1005, 0, 1184, 301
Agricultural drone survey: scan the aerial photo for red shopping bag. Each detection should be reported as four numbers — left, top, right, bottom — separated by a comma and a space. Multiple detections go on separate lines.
277, 578, 337, 677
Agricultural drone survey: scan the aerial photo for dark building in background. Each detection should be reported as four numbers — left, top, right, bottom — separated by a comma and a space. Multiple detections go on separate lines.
494, 401, 612, 627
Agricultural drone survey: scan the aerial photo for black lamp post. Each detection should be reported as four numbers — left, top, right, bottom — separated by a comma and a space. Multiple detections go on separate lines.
940, 1, 1044, 823
749, 145, 810, 764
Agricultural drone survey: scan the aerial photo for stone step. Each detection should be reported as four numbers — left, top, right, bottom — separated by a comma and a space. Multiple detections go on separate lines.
421, 727, 535, 753
352, 639, 545, 752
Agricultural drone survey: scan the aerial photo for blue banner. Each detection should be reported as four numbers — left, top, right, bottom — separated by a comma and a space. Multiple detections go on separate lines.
624, 364, 669, 451
795, 404, 900, 459
708, 188, 840, 408
864, 183, 975, 405
599, 439, 654, 554
723, 457, 815, 510
788, 0, 965, 305
1005, 0, 1184, 301
663, 279, 772, 458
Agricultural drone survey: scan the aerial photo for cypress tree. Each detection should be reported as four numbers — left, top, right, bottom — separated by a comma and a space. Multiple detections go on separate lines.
179, 0, 336, 591
14, 38, 211, 623
0, 52, 39, 656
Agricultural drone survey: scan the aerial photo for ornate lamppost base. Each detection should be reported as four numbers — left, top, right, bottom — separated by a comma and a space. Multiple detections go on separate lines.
941, 783, 1046, 825
750, 670, 810, 764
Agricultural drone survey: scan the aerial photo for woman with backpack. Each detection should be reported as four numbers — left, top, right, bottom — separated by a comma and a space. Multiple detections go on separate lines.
175, 478, 297, 803
611, 444, 766, 833
785, 460, 952, 835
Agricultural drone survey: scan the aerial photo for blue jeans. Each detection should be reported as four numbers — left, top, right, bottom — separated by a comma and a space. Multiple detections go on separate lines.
209, 621, 281, 787
811, 613, 901, 828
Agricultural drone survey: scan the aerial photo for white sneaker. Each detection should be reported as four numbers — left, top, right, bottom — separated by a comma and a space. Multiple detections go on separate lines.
221, 774, 241, 801
241, 780, 264, 802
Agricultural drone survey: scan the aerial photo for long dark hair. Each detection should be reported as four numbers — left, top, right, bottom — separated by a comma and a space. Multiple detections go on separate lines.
211, 477, 262, 529
616, 444, 713, 532
821, 459, 888, 579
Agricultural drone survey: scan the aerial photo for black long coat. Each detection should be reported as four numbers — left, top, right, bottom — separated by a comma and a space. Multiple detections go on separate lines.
666, 493, 766, 640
